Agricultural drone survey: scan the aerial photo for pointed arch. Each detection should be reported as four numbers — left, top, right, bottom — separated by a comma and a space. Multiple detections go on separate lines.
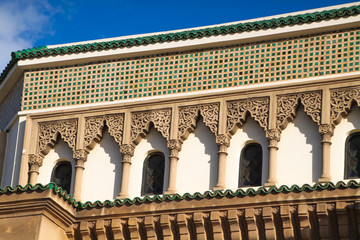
178, 103, 219, 142
276, 91, 321, 130
84, 114, 124, 151
226, 97, 269, 136
330, 87, 360, 126
130, 109, 171, 145
38, 119, 78, 156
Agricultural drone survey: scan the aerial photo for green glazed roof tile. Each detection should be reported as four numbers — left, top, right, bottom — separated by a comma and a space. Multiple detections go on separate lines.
1, 4, 360, 85
0, 180, 359, 210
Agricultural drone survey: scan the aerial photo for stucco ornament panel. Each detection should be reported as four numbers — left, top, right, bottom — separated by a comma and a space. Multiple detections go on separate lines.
38, 119, 78, 156
130, 109, 171, 144
330, 87, 360, 125
277, 91, 321, 130
178, 103, 219, 141
84, 114, 124, 149
226, 98, 269, 135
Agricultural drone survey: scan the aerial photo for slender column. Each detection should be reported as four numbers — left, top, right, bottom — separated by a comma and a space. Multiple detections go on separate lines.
118, 144, 135, 199
165, 139, 182, 194
265, 129, 280, 187
318, 124, 334, 182
28, 154, 43, 185
73, 149, 88, 200
214, 134, 230, 191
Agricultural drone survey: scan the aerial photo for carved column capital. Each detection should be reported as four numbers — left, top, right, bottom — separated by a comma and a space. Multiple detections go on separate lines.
73, 149, 88, 162
28, 154, 43, 167
120, 144, 135, 157
266, 129, 281, 142
215, 134, 231, 147
167, 139, 182, 151
319, 124, 334, 136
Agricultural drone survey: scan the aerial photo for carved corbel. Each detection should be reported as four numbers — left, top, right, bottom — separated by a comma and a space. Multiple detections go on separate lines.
215, 134, 231, 154
28, 154, 44, 185
120, 144, 135, 164
319, 124, 334, 142
266, 129, 281, 146
167, 139, 182, 159
73, 149, 89, 168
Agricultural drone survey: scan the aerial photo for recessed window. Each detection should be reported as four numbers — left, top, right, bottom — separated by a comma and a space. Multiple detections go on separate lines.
51, 161, 72, 193
345, 132, 360, 179
141, 152, 165, 195
239, 143, 262, 187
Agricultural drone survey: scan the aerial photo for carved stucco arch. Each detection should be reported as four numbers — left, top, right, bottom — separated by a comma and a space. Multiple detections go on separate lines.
37, 119, 78, 157
226, 97, 269, 136
276, 91, 322, 130
330, 87, 360, 126
178, 103, 219, 142
130, 109, 171, 145
84, 114, 124, 151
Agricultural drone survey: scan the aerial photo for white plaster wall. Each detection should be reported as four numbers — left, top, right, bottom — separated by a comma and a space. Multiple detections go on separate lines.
81, 131, 123, 202
277, 107, 322, 186
331, 106, 360, 183
226, 118, 269, 190
38, 139, 75, 193
177, 120, 218, 195
1, 117, 26, 187
129, 128, 169, 198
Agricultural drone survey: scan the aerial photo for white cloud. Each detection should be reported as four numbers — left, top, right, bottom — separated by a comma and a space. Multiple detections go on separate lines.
0, 0, 56, 73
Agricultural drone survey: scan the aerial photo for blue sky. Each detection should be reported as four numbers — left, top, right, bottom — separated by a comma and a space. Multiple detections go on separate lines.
0, 0, 357, 71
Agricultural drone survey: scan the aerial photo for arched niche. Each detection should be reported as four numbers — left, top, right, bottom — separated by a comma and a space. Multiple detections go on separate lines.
129, 127, 169, 198
38, 139, 75, 194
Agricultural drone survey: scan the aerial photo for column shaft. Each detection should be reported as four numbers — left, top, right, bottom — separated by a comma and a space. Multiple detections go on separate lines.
318, 124, 333, 182
265, 130, 280, 187
118, 156, 131, 199
73, 159, 85, 200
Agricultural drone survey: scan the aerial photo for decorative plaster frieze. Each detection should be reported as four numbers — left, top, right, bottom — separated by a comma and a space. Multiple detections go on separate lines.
330, 87, 360, 125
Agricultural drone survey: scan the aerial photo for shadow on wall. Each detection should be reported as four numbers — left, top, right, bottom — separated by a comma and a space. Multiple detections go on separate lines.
293, 106, 322, 183
193, 118, 218, 191
100, 131, 123, 199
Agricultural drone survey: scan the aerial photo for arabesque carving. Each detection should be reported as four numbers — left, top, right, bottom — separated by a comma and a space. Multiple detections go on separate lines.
131, 109, 171, 144
178, 103, 219, 141
330, 87, 360, 125
84, 114, 124, 149
227, 98, 269, 135
277, 91, 321, 129
38, 119, 78, 155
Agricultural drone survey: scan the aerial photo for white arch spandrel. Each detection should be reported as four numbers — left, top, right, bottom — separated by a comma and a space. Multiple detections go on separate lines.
277, 107, 322, 186
81, 131, 123, 202
177, 120, 218, 195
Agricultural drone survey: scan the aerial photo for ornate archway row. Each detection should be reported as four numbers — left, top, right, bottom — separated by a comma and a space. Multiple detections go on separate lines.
26, 86, 360, 198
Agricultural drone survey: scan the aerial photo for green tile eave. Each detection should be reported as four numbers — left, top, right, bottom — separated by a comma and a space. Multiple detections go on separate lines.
0, 180, 359, 210
0, 4, 359, 85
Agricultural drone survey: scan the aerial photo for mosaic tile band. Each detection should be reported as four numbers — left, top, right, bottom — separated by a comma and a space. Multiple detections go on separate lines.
19, 28, 360, 110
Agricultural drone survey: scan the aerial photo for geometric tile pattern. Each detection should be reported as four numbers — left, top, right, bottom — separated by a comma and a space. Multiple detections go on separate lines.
22, 28, 360, 110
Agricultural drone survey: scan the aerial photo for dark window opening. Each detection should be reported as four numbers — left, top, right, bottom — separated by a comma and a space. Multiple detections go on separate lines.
239, 143, 262, 187
142, 152, 165, 195
51, 161, 72, 193
345, 132, 360, 179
